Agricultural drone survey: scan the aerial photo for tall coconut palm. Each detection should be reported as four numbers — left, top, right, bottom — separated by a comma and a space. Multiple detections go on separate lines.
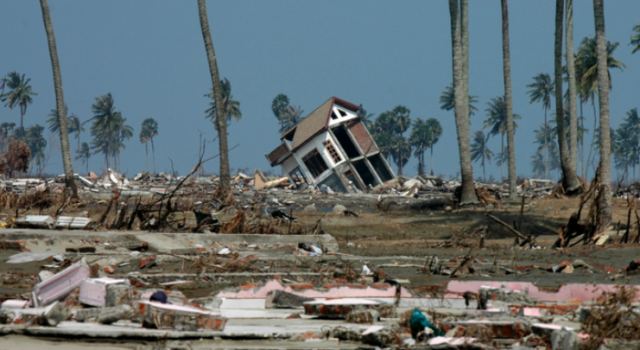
500, 0, 516, 198
197, 0, 230, 194
554, 0, 581, 194
471, 130, 494, 180
75, 142, 91, 173
0, 71, 36, 133
410, 118, 442, 176
632, 24, 640, 53
139, 118, 159, 171
527, 73, 554, 178
449, 0, 478, 204
39, 0, 77, 197
593, 0, 611, 232
206, 78, 241, 124
89, 93, 133, 169
565, 0, 579, 188
24, 124, 47, 175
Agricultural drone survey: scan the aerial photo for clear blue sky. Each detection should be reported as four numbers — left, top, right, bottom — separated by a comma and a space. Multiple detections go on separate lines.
1, 0, 638, 180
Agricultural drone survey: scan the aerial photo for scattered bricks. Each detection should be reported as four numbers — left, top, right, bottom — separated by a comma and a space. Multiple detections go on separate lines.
289, 283, 315, 291
138, 255, 157, 269
304, 298, 380, 319
79, 278, 130, 307
75, 304, 133, 324
32, 258, 91, 307
138, 301, 226, 331
103, 265, 115, 274
265, 290, 313, 309
0, 239, 26, 250
346, 308, 379, 324
449, 319, 531, 339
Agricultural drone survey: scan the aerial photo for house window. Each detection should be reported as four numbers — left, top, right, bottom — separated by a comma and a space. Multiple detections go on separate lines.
302, 149, 328, 178
323, 140, 342, 163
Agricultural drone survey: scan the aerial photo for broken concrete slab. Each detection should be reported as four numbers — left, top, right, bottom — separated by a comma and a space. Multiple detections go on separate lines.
304, 298, 382, 319
138, 301, 226, 331
7, 252, 52, 264
79, 278, 131, 307
54, 216, 92, 229
15, 215, 54, 229
32, 258, 91, 307
265, 290, 313, 309
75, 304, 133, 325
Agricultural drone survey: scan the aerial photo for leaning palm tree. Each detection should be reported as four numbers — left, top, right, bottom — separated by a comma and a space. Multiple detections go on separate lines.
90, 93, 133, 169
205, 78, 241, 123
75, 142, 91, 173
0, 71, 36, 133
449, 0, 478, 204
632, 24, 640, 54
471, 130, 493, 180
197, 0, 231, 194
39, 0, 77, 197
500, 0, 516, 199
139, 118, 159, 171
527, 73, 554, 178
554, 0, 581, 194
593, 0, 611, 233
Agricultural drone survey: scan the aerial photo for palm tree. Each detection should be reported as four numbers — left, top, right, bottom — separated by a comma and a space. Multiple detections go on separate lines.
439, 85, 478, 116
483, 97, 521, 177
0, 71, 36, 133
527, 73, 554, 178
471, 131, 494, 180
272, 94, 304, 132
371, 106, 412, 175
532, 123, 562, 178
46, 107, 82, 148
593, 0, 611, 232
632, 24, 640, 54
197, 0, 230, 194
39, 0, 77, 197
24, 124, 47, 175
89, 93, 133, 169
75, 142, 91, 173
565, 0, 579, 189
206, 78, 241, 124
500, 0, 516, 198
410, 118, 442, 176
554, 0, 581, 194
449, 0, 478, 204
139, 118, 159, 171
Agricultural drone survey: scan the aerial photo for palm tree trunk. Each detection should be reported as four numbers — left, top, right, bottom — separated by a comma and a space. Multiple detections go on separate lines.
501, 0, 517, 199
565, 0, 580, 185
39, 0, 78, 198
554, 0, 580, 194
580, 101, 586, 177
197, 0, 230, 194
543, 109, 549, 179
151, 137, 156, 173
450, 0, 478, 204
593, 0, 611, 232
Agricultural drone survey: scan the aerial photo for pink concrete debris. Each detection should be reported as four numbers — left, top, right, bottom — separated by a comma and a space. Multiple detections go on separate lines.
1, 299, 30, 309
216, 279, 412, 299
446, 281, 640, 303
32, 258, 91, 306
79, 277, 128, 307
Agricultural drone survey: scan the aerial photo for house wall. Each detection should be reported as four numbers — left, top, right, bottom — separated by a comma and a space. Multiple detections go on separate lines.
284, 131, 349, 187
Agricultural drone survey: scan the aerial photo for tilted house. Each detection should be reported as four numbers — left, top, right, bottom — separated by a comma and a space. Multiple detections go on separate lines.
266, 97, 395, 192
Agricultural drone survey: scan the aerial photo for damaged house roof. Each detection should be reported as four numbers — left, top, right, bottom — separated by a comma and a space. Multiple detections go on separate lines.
267, 97, 360, 166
